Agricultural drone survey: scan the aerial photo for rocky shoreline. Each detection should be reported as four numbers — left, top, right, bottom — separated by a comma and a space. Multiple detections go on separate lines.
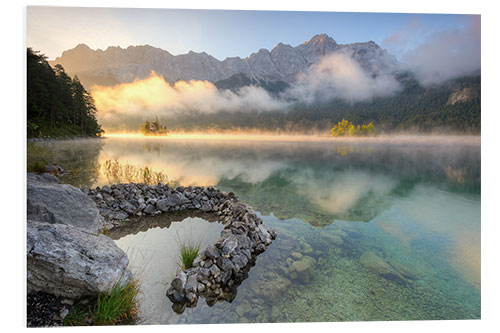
27, 172, 277, 325
85, 181, 278, 313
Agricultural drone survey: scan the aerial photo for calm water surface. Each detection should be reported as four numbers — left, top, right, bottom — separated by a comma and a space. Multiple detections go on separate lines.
29, 136, 481, 323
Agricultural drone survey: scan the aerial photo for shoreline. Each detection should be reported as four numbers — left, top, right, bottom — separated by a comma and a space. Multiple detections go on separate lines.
101, 133, 481, 146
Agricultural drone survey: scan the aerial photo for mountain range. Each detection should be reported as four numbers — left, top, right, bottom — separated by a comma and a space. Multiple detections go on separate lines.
49, 33, 398, 90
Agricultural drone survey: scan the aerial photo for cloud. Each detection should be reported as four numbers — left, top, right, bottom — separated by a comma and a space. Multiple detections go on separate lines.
92, 72, 286, 128
385, 16, 481, 85
283, 52, 401, 104
92, 52, 403, 130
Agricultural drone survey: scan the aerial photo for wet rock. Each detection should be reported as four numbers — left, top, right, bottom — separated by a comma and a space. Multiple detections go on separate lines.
166, 289, 185, 303
235, 302, 252, 316
27, 221, 132, 299
231, 254, 249, 271
221, 234, 238, 256
291, 252, 303, 260
259, 276, 292, 303
389, 259, 419, 280
185, 274, 198, 293
143, 204, 156, 214
217, 257, 235, 273
290, 256, 316, 284
171, 272, 187, 292
360, 251, 407, 284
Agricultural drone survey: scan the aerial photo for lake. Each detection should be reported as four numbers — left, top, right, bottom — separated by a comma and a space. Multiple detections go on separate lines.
28, 135, 481, 323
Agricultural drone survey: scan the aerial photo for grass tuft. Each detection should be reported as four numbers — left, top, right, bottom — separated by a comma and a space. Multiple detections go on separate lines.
179, 242, 201, 270
63, 279, 140, 326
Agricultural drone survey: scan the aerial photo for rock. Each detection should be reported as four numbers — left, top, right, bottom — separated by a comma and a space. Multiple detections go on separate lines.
389, 260, 419, 280
291, 252, 303, 260
171, 272, 187, 292
235, 302, 252, 316
259, 277, 292, 303
221, 234, 238, 256
119, 201, 136, 214
27, 173, 102, 233
322, 232, 344, 246
359, 251, 407, 284
185, 274, 198, 293
231, 254, 249, 271
108, 211, 128, 220
217, 257, 235, 273
143, 204, 156, 214
200, 202, 212, 212
166, 288, 185, 303
204, 245, 221, 259
156, 192, 190, 211
290, 256, 316, 283
101, 185, 112, 194
27, 221, 132, 299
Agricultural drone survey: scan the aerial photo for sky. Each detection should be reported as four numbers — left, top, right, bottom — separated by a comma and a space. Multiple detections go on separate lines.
27, 6, 478, 62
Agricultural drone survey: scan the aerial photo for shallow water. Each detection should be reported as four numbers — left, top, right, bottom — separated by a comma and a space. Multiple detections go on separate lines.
28, 135, 481, 322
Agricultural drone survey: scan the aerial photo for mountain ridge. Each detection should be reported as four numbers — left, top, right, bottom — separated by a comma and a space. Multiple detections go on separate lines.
49, 33, 398, 89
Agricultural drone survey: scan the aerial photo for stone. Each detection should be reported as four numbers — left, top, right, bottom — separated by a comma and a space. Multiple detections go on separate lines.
143, 204, 156, 214
166, 288, 185, 303
221, 234, 238, 256
235, 302, 252, 316
156, 192, 190, 211
209, 264, 221, 278
291, 252, 303, 260
185, 274, 198, 293
27, 221, 132, 299
290, 256, 316, 283
171, 272, 187, 292
119, 201, 136, 214
108, 211, 128, 220
359, 251, 407, 284
27, 173, 102, 233
204, 245, 221, 259
217, 257, 235, 273
389, 260, 419, 280
231, 254, 249, 271
101, 185, 112, 194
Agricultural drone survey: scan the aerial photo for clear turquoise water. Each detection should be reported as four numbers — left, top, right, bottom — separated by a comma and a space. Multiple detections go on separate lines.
29, 136, 481, 323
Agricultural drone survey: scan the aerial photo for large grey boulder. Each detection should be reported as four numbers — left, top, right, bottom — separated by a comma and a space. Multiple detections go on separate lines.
27, 220, 132, 299
27, 173, 102, 233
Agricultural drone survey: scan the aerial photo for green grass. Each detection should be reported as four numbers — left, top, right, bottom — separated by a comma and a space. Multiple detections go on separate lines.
63, 279, 140, 326
179, 242, 201, 270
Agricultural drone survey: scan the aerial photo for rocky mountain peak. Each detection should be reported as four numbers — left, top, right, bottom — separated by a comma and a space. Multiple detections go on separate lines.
49, 33, 398, 89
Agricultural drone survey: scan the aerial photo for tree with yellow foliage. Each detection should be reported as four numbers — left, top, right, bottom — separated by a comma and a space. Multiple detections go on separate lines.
331, 119, 376, 137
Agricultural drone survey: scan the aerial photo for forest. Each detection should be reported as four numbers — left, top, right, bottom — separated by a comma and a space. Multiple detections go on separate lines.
27, 48, 103, 138
164, 73, 481, 134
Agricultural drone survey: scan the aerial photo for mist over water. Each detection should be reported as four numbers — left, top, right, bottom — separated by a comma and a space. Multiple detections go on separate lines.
30, 135, 480, 323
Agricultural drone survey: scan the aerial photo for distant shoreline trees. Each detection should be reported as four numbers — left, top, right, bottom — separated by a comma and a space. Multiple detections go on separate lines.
27, 48, 104, 138
331, 119, 376, 137
140, 116, 169, 136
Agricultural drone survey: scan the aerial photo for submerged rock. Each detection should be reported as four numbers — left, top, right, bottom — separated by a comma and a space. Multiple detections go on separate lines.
27, 173, 102, 233
27, 220, 132, 299
290, 256, 316, 283
359, 251, 407, 284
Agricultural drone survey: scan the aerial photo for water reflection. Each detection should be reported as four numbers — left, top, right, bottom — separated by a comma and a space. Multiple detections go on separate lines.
28, 136, 481, 322
109, 214, 224, 324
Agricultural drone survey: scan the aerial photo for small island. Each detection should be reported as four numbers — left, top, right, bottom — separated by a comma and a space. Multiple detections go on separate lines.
140, 116, 169, 136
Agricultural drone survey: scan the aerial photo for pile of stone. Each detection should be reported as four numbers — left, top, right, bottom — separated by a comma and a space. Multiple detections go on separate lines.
83, 183, 235, 229
84, 181, 277, 312
166, 201, 277, 313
